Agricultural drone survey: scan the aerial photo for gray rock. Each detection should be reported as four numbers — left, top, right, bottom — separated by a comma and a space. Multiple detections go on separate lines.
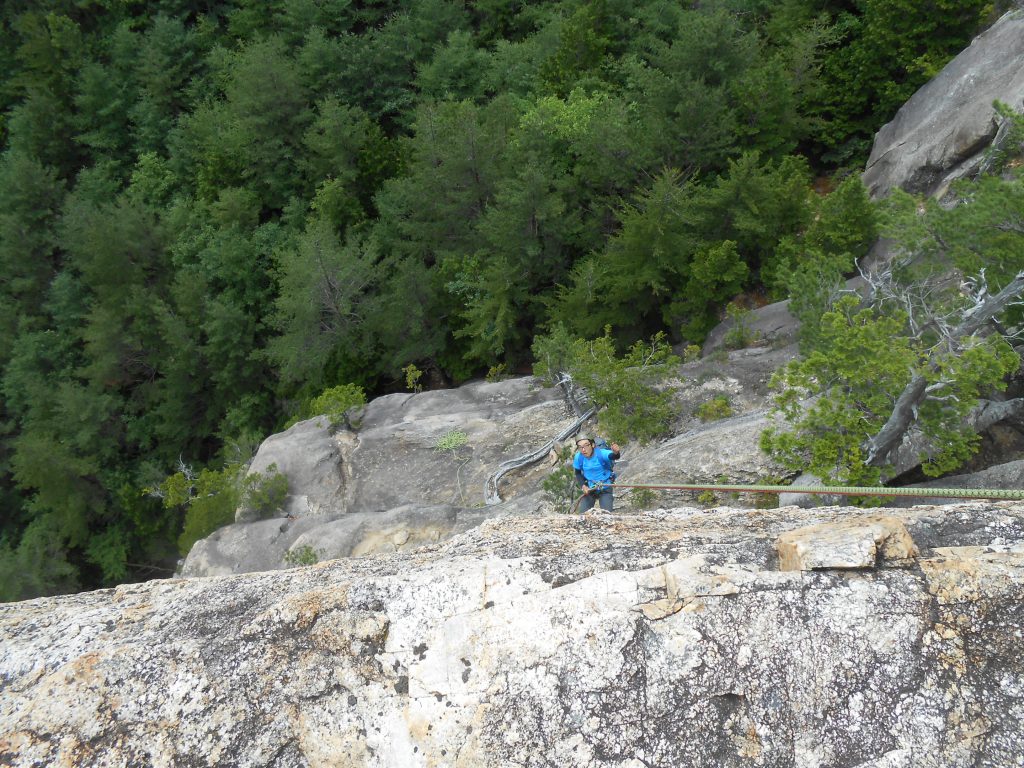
862, 9, 1024, 199
701, 300, 799, 354
622, 410, 791, 511
184, 378, 572, 576
778, 471, 849, 508
237, 417, 346, 522
886, 458, 1024, 507
5, 502, 1024, 767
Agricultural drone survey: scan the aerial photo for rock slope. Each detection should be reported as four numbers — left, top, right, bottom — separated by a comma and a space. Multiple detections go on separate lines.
4, 501, 1024, 767
862, 9, 1024, 199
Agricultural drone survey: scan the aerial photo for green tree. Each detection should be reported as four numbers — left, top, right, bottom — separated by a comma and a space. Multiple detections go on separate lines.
268, 220, 379, 387
808, 0, 990, 165
554, 153, 811, 343
761, 296, 1019, 485
533, 324, 680, 444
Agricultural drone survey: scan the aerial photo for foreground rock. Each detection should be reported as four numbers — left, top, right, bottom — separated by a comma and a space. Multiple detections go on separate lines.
5, 502, 1024, 767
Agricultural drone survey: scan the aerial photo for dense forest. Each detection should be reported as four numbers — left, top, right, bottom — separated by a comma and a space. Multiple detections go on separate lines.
0, 0, 1006, 600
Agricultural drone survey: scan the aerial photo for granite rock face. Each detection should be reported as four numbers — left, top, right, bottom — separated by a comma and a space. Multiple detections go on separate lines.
4, 502, 1024, 767
183, 346, 802, 576
862, 9, 1024, 199
182, 377, 571, 576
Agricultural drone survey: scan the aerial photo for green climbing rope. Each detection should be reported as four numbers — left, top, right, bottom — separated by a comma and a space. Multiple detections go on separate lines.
570, 480, 1024, 515
608, 481, 1024, 501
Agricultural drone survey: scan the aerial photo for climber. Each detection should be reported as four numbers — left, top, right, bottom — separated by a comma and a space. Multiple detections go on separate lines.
573, 435, 621, 513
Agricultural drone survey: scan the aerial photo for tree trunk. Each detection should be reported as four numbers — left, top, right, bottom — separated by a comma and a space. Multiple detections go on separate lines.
864, 271, 1024, 468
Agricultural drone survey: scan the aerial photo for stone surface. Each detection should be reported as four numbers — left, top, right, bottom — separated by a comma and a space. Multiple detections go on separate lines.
4, 502, 1024, 767
239, 417, 347, 521
183, 377, 570, 576
890, 458, 1024, 507
862, 9, 1024, 199
185, 346, 804, 574
776, 516, 919, 571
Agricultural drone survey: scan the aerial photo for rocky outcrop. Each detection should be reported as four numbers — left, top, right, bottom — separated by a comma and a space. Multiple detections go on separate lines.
182, 377, 572, 575
862, 9, 1024, 199
183, 344, 801, 575
4, 502, 1024, 767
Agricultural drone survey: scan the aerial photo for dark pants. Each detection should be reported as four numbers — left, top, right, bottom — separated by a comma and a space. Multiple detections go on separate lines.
580, 488, 613, 513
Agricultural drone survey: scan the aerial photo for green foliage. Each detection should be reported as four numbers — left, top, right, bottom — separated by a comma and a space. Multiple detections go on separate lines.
165, 460, 290, 557
434, 430, 470, 453
807, 0, 990, 165
696, 396, 733, 422
283, 544, 321, 567
682, 344, 701, 363
306, 383, 367, 427
761, 296, 1019, 485
163, 465, 242, 557
629, 486, 657, 510
0, 517, 79, 603
533, 325, 679, 444
722, 303, 760, 350
697, 490, 717, 506
879, 171, 1024, 296
542, 445, 576, 512
984, 101, 1024, 174
404, 364, 424, 393
268, 222, 379, 388
774, 175, 879, 351
434, 428, 471, 504
240, 464, 290, 520
554, 154, 811, 343
486, 363, 508, 382
0, 0, 1010, 601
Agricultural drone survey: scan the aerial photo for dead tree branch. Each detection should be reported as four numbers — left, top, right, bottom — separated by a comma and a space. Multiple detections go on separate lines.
864, 270, 1024, 467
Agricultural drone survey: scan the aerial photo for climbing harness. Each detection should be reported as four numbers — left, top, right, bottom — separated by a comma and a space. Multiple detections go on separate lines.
569, 480, 1024, 516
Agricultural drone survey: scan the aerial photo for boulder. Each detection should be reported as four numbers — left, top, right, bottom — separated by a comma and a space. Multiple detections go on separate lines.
701, 300, 799, 354
183, 378, 571, 576
5, 501, 1024, 767
886, 458, 1024, 507
621, 410, 790, 511
862, 9, 1024, 199
237, 417, 346, 522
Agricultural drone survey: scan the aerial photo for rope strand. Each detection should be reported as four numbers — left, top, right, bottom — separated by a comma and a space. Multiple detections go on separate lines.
569, 481, 1024, 515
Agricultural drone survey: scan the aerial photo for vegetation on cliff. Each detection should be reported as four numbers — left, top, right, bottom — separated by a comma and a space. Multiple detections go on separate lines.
0, 0, 1008, 599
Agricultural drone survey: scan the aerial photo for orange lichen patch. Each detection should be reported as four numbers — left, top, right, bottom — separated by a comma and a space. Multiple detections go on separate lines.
919, 550, 1024, 605
776, 516, 919, 571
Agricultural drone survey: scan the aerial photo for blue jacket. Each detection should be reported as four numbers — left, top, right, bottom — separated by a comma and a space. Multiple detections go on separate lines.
573, 448, 618, 485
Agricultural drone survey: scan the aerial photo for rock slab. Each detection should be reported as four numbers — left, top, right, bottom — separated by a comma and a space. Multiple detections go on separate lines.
862, 9, 1024, 199
4, 502, 1024, 767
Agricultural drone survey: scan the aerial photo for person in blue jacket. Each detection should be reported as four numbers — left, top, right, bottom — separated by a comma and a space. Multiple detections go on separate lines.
573, 434, 621, 513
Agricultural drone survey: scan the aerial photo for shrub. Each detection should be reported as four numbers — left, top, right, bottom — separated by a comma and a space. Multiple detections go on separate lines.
284, 545, 321, 567
486, 363, 508, 381
434, 430, 469, 452
630, 487, 657, 509
240, 464, 290, 520
542, 446, 576, 511
533, 325, 680, 445
682, 344, 701, 363
170, 466, 242, 556
722, 302, 760, 350
307, 383, 366, 426
404, 363, 423, 392
696, 396, 733, 422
